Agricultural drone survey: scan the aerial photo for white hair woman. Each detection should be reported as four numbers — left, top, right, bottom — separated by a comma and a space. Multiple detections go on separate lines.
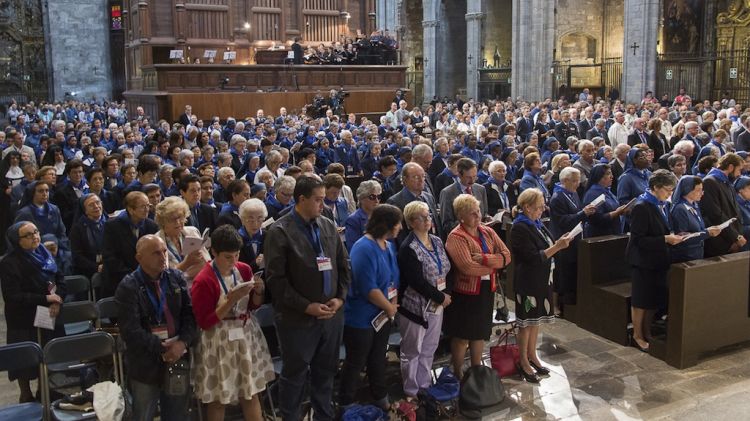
154, 196, 210, 283
238, 198, 269, 273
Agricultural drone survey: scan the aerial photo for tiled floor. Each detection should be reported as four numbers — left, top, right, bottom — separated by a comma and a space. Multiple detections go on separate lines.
3, 294, 750, 420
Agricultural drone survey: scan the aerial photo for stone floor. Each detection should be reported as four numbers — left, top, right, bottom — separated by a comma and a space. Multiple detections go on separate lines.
3, 294, 750, 420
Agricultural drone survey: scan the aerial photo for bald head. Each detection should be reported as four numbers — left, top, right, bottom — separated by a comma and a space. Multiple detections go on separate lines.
136, 235, 168, 278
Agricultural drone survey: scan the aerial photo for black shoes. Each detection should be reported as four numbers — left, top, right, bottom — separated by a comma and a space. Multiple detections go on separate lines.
516, 363, 541, 383
529, 360, 550, 376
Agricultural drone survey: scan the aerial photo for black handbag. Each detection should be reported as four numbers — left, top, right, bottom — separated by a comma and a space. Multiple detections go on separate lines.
163, 356, 190, 396
458, 365, 505, 419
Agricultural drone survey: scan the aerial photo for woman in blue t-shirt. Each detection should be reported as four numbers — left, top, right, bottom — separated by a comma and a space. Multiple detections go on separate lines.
340, 204, 402, 411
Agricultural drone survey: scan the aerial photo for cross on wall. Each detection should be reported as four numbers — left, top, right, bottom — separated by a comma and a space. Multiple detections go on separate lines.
630, 42, 640, 56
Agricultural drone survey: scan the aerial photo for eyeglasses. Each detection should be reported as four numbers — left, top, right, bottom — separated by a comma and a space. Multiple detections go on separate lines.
19, 229, 40, 240
366, 194, 380, 201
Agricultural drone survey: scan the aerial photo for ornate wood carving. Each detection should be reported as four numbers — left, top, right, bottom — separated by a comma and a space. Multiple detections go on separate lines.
717, 0, 750, 50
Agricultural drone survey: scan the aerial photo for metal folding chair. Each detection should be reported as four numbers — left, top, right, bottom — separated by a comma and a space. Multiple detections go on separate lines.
0, 342, 44, 420
42, 332, 118, 421
63, 275, 91, 303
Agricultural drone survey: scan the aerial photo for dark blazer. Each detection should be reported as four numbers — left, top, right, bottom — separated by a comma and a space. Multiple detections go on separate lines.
438, 181, 489, 236
0, 251, 67, 330
187, 203, 218, 233
387, 187, 443, 242
264, 210, 351, 327
217, 209, 241, 229
737, 130, 750, 152
101, 216, 159, 297
626, 201, 671, 270
509, 222, 554, 296
115, 268, 197, 385
51, 183, 80, 233
611, 159, 625, 194
69, 220, 102, 280
578, 119, 595, 140
549, 190, 588, 263
428, 155, 448, 185
699, 175, 743, 257
586, 127, 610, 144
554, 120, 578, 142
516, 117, 535, 140
484, 180, 517, 215
489, 111, 503, 127
434, 172, 456, 199
535, 121, 555, 141
647, 132, 669, 160
670, 202, 709, 262
360, 156, 380, 180
627, 131, 649, 147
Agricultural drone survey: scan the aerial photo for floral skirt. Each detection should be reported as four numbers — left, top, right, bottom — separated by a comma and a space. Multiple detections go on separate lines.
193, 316, 275, 405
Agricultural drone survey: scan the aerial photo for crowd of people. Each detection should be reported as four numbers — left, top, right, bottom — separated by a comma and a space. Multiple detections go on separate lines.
1, 88, 750, 420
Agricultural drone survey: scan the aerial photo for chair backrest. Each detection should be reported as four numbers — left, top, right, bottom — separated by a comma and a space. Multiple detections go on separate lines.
0, 342, 43, 373
64, 275, 91, 296
43, 331, 115, 366
56, 300, 99, 325
96, 297, 118, 321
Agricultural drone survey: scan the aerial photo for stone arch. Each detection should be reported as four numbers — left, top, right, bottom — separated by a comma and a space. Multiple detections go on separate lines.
558, 30, 599, 64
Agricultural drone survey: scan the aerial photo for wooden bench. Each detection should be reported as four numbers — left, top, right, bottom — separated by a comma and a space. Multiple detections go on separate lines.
573, 235, 632, 345
649, 251, 750, 368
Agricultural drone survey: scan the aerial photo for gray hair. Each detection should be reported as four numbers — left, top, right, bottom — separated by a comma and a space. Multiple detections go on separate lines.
685, 121, 699, 130
566, 136, 579, 147
217, 166, 235, 178
265, 150, 282, 165
412, 143, 433, 160
230, 134, 247, 148
274, 175, 296, 194
178, 149, 194, 161
577, 139, 595, 153
674, 140, 695, 154
356, 180, 382, 200
159, 164, 175, 175
559, 166, 580, 182
239, 198, 268, 220
488, 160, 507, 173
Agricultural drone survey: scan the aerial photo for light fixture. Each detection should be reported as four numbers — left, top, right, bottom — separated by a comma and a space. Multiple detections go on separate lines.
340, 11, 351, 20
244, 22, 250, 30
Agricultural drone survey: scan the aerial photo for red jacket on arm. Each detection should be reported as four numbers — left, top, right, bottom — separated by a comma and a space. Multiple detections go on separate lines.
190, 261, 258, 330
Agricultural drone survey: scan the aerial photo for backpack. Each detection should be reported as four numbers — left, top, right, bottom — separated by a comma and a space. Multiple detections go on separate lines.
416, 368, 460, 420
342, 404, 387, 421
458, 365, 505, 419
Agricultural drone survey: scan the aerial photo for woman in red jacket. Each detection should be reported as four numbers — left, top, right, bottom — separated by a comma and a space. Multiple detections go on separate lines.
444, 194, 511, 378
191, 225, 274, 421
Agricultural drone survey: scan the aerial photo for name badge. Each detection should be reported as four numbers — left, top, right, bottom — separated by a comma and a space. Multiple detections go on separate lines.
347, 165, 354, 173
151, 326, 169, 340
437, 278, 446, 291
481, 274, 491, 281
387, 287, 398, 300
228, 327, 244, 342
317, 256, 333, 271
426, 301, 443, 314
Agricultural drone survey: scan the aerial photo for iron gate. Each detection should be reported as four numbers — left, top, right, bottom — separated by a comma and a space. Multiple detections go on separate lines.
656, 50, 750, 105
552, 58, 622, 102
478, 67, 512, 102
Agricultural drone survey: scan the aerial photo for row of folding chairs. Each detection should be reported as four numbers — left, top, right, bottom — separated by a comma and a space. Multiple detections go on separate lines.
63, 274, 103, 303
0, 332, 119, 421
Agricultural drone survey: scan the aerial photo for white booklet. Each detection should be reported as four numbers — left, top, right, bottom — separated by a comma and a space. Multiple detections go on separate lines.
717, 218, 737, 230
34, 306, 55, 330
371, 311, 390, 332
566, 222, 583, 239
261, 217, 276, 229
183, 227, 211, 255
590, 194, 605, 207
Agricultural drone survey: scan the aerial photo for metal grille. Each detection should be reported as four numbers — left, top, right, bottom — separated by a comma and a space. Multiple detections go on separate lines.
656, 50, 750, 104
478, 68, 512, 101
551, 58, 622, 101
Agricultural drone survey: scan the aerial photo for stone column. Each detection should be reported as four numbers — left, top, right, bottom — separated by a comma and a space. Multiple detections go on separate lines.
511, 0, 554, 100
621, 0, 659, 103
465, 0, 484, 101
422, 0, 439, 103
376, 0, 398, 31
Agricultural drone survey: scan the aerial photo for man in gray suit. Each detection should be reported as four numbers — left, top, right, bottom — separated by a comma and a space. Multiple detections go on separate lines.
387, 162, 442, 241
265, 175, 351, 421
438, 158, 489, 236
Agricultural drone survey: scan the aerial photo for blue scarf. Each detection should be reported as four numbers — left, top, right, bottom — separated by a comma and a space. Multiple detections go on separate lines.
513, 213, 543, 229
80, 213, 106, 250
638, 190, 670, 228
265, 193, 288, 212
220, 201, 239, 215
67, 177, 89, 193
587, 183, 618, 206
31, 202, 50, 220
707, 167, 731, 185
26, 245, 58, 276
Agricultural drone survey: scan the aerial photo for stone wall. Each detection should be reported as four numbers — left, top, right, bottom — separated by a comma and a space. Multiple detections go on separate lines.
46, 0, 113, 101
400, 0, 423, 71
604, 0, 624, 59
484, 0, 512, 68
436, 0, 467, 98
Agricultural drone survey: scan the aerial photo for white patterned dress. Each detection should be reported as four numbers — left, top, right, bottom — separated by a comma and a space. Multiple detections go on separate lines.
193, 269, 275, 405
